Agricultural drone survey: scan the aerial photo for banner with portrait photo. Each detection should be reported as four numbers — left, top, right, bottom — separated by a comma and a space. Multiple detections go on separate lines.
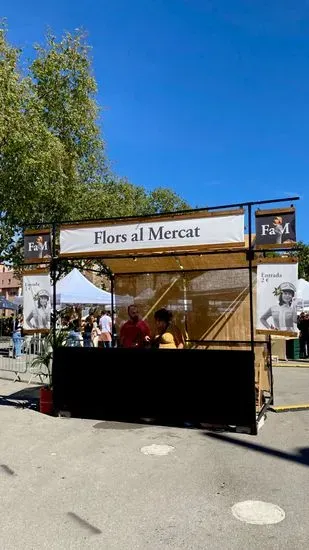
23, 272, 52, 333
256, 262, 298, 336
24, 229, 52, 264
255, 208, 296, 248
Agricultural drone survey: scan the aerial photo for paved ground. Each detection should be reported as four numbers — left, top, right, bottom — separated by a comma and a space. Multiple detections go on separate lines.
273, 366, 309, 406
0, 377, 309, 550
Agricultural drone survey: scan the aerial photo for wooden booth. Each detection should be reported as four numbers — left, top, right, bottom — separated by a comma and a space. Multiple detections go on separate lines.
25, 197, 299, 435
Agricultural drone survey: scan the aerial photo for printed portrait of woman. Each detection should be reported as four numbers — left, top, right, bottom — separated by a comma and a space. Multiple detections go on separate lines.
26, 289, 51, 330
260, 282, 297, 332
273, 216, 284, 244
35, 236, 51, 259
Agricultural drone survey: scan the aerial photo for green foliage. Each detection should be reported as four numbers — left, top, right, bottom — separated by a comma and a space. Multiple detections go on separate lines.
291, 242, 309, 281
146, 187, 189, 214
80, 179, 189, 219
30, 29, 107, 185
29, 330, 67, 387
0, 23, 76, 261
0, 22, 189, 268
264, 243, 309, 281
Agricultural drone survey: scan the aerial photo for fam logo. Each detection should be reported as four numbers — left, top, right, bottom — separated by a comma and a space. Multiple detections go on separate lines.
24, 231, 51, 263
255, 209, 296, 246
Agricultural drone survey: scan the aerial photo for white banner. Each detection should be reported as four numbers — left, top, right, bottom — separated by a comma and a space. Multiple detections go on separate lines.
23, 274, 51, 332
257, 263, 298, 335
60, 213, 244, 256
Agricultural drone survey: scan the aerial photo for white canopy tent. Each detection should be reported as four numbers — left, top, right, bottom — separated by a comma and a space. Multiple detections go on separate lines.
56, 268, 112, 305
297, 278, 309, 311
14, 269, 134, 308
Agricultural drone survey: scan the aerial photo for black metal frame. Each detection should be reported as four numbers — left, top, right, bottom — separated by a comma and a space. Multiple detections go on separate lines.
21, 195, 299, 229
23, 196, 300, 432
51, 223, 57, 349
255, 335, 275, 422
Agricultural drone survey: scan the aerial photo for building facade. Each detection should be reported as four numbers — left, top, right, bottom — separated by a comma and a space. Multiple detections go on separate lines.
0, 265, 22, 302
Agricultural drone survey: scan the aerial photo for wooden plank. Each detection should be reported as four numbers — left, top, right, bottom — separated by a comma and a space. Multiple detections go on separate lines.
255, 207, 295, 216
23, 258, 51, 265
22, 268, 50, 276
106, 257, 178, 274
24, 228, 51, 235
180, 253, 248, 271
58, 241, 246, 260
59, 208, 245, 230
104, 252, 250, 274
255, 242, 296, 250
23, 329, 49, 335
195, 287, 253, 343
256, 329, 297, 337
254, 256, 298, 265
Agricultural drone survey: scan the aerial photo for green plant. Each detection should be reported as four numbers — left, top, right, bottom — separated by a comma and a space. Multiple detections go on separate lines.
29, 330, 67, 388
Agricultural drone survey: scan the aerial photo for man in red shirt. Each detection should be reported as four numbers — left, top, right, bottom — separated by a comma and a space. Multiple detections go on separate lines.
120, 305, 150, 348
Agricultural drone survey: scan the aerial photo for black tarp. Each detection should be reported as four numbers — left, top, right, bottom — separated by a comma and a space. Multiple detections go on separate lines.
53, 347, 257, 434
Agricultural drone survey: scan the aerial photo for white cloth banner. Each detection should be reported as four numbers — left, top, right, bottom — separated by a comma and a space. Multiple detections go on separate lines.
23, 274, 51, 332
60, 214, 245, 256
256, 263, 298, 335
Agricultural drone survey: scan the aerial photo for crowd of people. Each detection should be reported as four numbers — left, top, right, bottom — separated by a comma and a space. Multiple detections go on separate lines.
62, 305, 184, 350
6, 304, 184, 358
8, 304, 309, 359
63, 311, 113, 348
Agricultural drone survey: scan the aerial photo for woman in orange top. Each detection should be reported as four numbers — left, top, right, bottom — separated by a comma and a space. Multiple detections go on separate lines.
152, 308, 184, 349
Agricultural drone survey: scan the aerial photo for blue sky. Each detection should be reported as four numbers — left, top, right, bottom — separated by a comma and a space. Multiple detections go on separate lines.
3, 0, 308, 239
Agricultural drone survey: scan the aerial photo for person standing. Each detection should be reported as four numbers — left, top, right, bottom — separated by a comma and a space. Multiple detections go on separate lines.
298, 312, 309, 358
120, 305, 150, 348
91, 320, 101, 348
99, 311, 112, 348
152, 308, 184, 349
67, 320, 83, 347
12, 315, 23, 359
83, 316, 93, 348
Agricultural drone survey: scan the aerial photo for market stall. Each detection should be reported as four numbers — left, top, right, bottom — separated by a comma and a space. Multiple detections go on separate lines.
23, 196, 300, 434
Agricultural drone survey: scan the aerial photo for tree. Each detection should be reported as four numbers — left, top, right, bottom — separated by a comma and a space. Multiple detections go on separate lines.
30, 29, 107, 187
291, 242, 309, 281
263, 243, 309, 281
1, 31, 68, 262
0, 24, 190, 269
146, 187, 189, 214
80, 178, 189, 219
0, 23, 79, 261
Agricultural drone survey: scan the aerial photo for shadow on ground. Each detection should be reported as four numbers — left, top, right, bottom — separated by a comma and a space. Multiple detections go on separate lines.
0, 385, 40, 410
1, 388, 309, 470
204, 432, 309, 467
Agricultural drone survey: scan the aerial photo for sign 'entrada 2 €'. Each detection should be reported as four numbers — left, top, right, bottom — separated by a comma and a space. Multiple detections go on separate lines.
59, 211, 245, 256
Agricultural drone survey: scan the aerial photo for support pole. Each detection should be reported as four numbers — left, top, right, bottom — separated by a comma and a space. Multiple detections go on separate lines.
183, 273, 189, 345
111, 274, 115, 348
51, 223, 57, 351
248, 204, 255, 356
268, 335, 274, 403
248, 204, 257, 435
